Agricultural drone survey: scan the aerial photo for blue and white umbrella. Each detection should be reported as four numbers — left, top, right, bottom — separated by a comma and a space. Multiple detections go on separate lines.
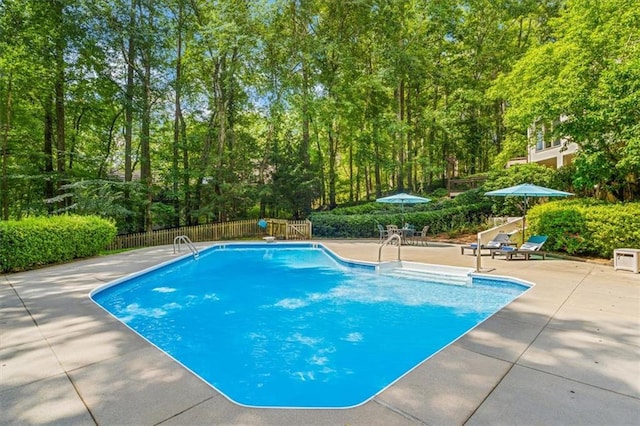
485, 183, 573, 242
376, 192, 431, 224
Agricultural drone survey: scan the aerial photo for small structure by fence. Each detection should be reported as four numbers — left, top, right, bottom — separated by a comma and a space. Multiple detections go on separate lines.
266, 219, 313, 241
106, 219, 312, 251
447, 176, 487, 198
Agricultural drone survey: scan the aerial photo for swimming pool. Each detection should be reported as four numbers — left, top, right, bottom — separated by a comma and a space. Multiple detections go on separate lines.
91, 242, 531, 408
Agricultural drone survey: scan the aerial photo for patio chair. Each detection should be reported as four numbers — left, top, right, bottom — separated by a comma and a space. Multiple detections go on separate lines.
377, 223, 390, 243
411, 225, 430, 246
461, 232, 513, 256
491, 235, 548, 260
384, 224, 403, 245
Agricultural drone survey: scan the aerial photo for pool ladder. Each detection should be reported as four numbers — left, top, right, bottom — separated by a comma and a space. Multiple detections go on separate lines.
173, 235, 199, 260
378, 233, 402, 262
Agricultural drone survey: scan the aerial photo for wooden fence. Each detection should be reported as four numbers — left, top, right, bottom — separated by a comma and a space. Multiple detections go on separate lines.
106, 219, 313, 251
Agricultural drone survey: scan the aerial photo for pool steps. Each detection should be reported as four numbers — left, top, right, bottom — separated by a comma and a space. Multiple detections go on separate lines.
384, 269, 471, 286
378, 261, 474, 286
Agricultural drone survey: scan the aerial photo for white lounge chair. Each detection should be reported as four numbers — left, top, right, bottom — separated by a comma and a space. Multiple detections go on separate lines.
491, 235, 548, 260
461, 232, 512, 255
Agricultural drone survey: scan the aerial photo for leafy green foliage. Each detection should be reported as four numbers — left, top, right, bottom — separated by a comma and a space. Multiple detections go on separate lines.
527, 200, 640, 258
483, 163, 564, 216
484, 163, 558, 192
494, 0, 640, 200
310, 202, 492, 238
51, 180, 142, 234
0, 216, 116, 272
1, 0, 575, 232
2, 0, 638, 244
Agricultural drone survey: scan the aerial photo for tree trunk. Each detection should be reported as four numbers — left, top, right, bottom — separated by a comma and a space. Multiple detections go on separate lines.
396, 79, 405, 192
328, 122, 337, 209
314, 124, 326, 206
124, 0, 140, 226
55, 57, 65, 183
215, 57, 226, 167
181, 115, 191, 225
348, 141, 354, 202
43, 98, 55, 210
141, 52, 152, 232
426, 85, 439, 189
124, 1, 135, 185
172, 4, 184, 227
193, 113, 216, 225
99, 109, 122, 179
374, 124, 382, 197
68, 109, 85, 171
53, 0, 66, 209
406, 85, 413, 192
1, 77, 11, 220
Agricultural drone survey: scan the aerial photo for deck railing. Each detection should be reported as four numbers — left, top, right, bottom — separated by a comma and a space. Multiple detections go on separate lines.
106, 219, 312, 251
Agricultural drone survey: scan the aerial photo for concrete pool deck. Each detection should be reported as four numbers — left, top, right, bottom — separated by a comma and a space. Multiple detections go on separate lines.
1, 240, 639, 425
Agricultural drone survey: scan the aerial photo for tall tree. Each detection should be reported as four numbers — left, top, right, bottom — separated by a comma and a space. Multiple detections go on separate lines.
496, 0, 640, 200
7, 0, 635, 231
170, 0, 187, 227
137, 0, 156, 232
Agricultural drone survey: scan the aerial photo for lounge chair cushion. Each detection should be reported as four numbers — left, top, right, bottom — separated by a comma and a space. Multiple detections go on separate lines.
461, 233, 513, 255
491, 235, 548, 260
468, 241, 502, 249
520, 242, 541, 251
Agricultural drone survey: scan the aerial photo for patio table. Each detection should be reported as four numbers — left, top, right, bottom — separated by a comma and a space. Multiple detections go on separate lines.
397, 227, 415, 245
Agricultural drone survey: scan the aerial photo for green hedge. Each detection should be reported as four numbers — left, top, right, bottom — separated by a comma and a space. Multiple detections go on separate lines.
527, 200, 640, 258
310, 202, 493, 238
0, 215, 117, 272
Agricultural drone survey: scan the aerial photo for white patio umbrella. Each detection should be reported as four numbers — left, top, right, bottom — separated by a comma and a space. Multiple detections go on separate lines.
485, 183, 573, 243
376, 192, 431, 224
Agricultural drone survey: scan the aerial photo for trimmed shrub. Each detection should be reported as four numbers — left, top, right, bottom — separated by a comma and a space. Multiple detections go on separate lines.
527, 200, 640, 258
0, 215, 117, 272
310, 202, 493, 238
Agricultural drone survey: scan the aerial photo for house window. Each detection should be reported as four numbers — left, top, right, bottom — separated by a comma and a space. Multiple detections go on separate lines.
551, 118, 562, 147
536, 128, 544, 151
532, 120, 560, 151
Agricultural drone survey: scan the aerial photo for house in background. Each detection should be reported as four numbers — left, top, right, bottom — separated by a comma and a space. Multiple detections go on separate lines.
450, 119, 580, 197
507, 118, 579, 169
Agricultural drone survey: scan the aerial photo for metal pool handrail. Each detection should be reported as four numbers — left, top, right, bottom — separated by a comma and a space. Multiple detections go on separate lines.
378, 233, 402, 262
173, 235, 199, 260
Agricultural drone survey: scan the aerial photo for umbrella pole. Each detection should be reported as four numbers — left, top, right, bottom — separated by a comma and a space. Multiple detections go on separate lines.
522, 197, 528, 245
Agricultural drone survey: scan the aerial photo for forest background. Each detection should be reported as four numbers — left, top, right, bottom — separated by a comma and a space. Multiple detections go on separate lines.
1, 0, 638, 234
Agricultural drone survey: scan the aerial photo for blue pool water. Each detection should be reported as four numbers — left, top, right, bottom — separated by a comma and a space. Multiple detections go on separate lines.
91, 243, 529, 408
